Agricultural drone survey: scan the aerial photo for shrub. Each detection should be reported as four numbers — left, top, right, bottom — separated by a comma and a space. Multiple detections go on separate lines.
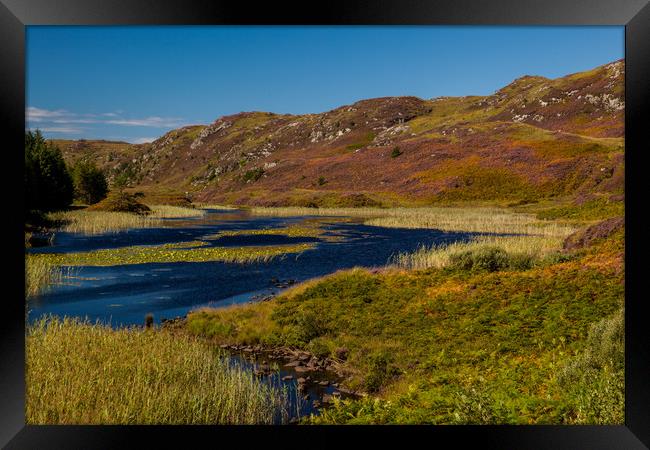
25, 130, 74, 213
506, 253, 535, 270
317, 176, 327, 186
557, 308, 624, 424
451, 385, 511, 424
364, 353, 401, 393
87, 191, 151, 215
242, 168, 264, 183
111, 162, 140, 189
295, 309, 329, 343
449, 247, 509, 272
390, 147, 403, 158
308, 339, 331, 358
449, 247, 534, 272
71, 160, 108, 205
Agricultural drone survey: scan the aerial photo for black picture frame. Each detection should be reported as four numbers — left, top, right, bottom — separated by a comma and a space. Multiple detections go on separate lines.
2, 1, 648, 448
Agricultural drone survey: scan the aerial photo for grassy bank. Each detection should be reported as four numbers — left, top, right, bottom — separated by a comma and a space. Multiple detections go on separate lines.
26, 317, 288, 424
185, 223, 624, 424
30, 241, 315, 267
391, 234, 568, 270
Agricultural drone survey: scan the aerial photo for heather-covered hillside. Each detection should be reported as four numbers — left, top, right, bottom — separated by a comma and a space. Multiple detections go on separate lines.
52, 59, 624, 207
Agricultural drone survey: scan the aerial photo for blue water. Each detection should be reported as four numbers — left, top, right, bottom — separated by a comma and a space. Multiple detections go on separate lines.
27, 209, 477, 327
27, 208, 483, 421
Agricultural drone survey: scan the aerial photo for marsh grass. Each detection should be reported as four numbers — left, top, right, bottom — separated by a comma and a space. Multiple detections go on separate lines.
25, 256, 74, 297
252, 206, 576, 271
148, 204, 206, 218
32, 241, 315, 267
47, 205, 206, 235
250, 206, 577, 236
392, 234, 569, 271
26, 317, 288, 424
47, 210, 159, 234
193, 203, 238, 210
202, 223, 330, 241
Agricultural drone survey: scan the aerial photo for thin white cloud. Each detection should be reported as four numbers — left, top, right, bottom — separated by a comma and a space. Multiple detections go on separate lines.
39, 127, 83, 133
131, 137, 156, 144
106, 117, 185, 128
26, 107, 185, 128
26, 106, 70, 122
51, 118, 101, 124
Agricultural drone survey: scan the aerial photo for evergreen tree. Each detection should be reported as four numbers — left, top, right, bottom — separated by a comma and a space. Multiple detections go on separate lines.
72, 160, 108, 205
25, 130, 74, 212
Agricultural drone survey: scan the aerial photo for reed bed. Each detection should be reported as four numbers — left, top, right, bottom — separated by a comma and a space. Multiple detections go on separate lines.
25, 256, 72, 298
26, 317, 289, 424
47, 210, 159, 235
250, 206, 576, 236
148, 204, 206, 218
47, 205, 206, 235
193, 203, 239, 210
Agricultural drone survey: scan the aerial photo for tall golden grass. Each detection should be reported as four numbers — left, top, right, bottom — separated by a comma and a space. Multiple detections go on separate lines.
193, 203, 238, 210
47, 210, 158, 234
250, 206, 576, 235
148, 204, 206, 218
392, 234, 568, 270
25, 256, 72, 298
47, 205, 205, 235
26, 317, 289, 424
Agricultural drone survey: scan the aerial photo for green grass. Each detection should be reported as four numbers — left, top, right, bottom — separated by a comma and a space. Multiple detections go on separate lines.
185, 228, 624, 424
31, 241, 315, 267
555, 307, 624, 424
201, 221, 344, 243
26, 317, 288, 424
535, 198, 624, 221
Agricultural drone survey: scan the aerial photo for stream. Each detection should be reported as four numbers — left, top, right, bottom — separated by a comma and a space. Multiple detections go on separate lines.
27, 208, 479, 421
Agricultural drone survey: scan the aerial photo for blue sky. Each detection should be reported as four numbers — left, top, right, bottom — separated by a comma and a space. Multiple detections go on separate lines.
26, 26, 624, 143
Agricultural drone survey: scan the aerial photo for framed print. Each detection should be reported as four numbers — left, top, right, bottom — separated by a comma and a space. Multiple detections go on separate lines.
2, 0, 649, 448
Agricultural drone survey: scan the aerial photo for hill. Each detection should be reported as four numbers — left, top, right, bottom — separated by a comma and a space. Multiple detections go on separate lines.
51, 59, 624, 207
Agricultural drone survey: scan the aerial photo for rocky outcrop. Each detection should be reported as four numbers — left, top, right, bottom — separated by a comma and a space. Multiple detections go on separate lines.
563, 216, 625, 251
